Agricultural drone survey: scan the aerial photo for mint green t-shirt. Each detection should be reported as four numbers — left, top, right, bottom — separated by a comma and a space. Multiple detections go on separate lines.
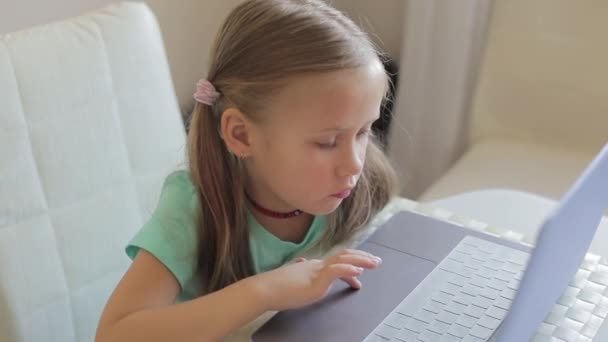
125, 170, 327, 302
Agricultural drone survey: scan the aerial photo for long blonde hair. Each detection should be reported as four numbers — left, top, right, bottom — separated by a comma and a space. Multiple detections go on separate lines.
187, 0, 398, 294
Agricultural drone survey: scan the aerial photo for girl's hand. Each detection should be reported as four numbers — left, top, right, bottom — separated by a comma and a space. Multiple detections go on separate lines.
253, 249, 382, 311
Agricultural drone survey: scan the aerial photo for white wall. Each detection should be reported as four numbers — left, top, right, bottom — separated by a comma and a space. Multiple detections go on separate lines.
1, 0, 403, 115
330, 0, 405, 61
470, 0, 608, 154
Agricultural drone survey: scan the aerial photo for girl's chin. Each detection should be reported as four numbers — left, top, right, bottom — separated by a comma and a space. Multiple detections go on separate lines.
305, 197, 344, 216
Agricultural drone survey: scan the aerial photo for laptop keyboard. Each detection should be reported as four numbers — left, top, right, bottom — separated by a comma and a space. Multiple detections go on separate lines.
363, 236, 608, 342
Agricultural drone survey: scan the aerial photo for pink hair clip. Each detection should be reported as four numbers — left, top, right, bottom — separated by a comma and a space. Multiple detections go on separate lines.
193, 79, 220, 106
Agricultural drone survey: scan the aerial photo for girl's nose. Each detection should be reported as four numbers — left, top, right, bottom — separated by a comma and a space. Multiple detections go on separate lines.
337, 144, 364, 177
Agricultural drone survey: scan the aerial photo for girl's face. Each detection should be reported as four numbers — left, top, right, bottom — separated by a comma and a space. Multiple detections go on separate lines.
243, 60, 387, 215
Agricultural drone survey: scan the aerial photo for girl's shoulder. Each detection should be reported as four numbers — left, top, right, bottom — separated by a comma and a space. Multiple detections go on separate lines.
126, 170, 200, 293
152, 170, 199, 218
165, 169, 195, 190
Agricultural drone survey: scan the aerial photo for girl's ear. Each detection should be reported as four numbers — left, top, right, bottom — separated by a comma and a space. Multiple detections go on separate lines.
220, 107, 253, 158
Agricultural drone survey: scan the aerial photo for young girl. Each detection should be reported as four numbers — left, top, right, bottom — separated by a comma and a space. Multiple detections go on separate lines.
96, 0, 398, 341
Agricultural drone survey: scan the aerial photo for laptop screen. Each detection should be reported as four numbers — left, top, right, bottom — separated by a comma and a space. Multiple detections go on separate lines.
496, 143, 608, 341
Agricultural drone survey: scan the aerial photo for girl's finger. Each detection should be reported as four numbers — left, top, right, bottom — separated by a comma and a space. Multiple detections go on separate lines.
336, 248, 381, 261
340, 276, 362, 289
295, 257, 306, 263
324, 253, 380, 269
321, 263, 363, 283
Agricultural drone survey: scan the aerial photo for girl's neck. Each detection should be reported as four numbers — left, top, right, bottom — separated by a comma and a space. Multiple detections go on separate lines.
245, 182, 314, 243
246, 192, 303, 219
251, 209, 314, 243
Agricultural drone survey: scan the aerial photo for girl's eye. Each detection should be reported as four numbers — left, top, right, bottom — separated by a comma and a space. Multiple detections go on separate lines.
357, 128, 372, 138
317, 140, 337, 149
316, 129, 371, 149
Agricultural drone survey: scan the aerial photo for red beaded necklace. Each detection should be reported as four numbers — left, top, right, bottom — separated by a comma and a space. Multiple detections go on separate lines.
245, 193, 302, 219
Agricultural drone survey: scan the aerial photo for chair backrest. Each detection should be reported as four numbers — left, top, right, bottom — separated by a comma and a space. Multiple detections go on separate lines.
0, 2, 186, 341
470, 0, 608, 153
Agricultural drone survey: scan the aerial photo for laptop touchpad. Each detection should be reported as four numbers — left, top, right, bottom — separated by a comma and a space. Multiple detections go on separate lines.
253, 241, 436, 342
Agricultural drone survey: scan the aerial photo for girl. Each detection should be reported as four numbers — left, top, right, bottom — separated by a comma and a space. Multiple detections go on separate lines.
96, 0, 398, 341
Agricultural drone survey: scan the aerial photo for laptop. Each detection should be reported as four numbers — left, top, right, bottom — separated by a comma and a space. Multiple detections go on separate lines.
253, 143, 608, 342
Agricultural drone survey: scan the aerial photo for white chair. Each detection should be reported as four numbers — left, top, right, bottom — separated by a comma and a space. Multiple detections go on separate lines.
417, 0, 608, 257
0, 3, 186, 341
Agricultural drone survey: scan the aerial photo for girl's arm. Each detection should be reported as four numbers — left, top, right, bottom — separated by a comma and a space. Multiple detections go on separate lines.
95, 250, 267, 342
95, 248, 380, 342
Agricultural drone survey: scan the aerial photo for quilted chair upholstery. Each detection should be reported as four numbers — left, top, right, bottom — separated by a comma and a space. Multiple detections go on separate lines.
0, 3, 186, 341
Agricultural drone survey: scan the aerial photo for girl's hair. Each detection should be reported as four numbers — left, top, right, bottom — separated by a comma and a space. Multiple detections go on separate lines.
187, 0, 399, 294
